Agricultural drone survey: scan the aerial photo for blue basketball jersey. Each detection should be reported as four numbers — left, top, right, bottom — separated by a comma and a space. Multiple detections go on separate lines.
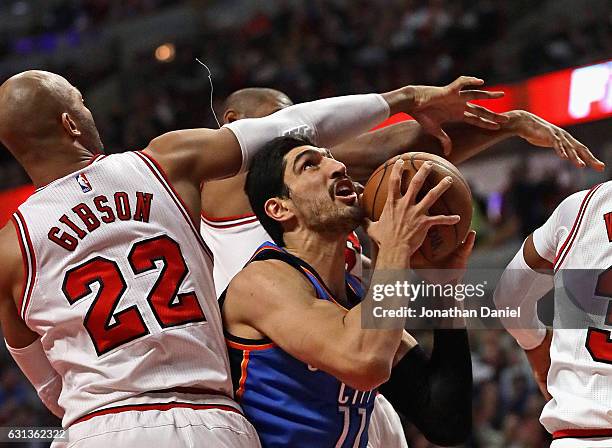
222, 242, 376, 448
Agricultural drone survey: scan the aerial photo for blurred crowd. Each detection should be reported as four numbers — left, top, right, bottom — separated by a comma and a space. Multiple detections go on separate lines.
0, 1, 610, 447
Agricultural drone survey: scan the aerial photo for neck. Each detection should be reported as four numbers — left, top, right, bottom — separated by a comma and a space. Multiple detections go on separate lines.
18, 141, 97, 188
284, 230, 348, 300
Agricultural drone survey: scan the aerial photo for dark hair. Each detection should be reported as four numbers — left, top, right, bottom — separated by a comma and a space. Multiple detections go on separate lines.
245, 135, 314, 246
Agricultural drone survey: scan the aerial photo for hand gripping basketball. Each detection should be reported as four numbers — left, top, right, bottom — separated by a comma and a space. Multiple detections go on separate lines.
362, 152, 473, 264
366, 159, 460, 268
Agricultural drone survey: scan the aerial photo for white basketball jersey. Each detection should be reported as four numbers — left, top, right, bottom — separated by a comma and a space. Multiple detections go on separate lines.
200, 214, 272, 298
200, 215, 364, 298
12, 152, 236, 427
533, 181, 612, 440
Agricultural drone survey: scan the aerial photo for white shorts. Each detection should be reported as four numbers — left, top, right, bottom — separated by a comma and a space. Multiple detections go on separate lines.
54, 406, 261, 448
368, 394, 408, 448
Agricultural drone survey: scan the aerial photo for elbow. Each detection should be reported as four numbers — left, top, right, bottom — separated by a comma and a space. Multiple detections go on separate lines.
340, 355, 392, 391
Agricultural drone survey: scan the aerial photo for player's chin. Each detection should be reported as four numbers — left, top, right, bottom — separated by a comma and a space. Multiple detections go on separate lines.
338, 203, 365, 226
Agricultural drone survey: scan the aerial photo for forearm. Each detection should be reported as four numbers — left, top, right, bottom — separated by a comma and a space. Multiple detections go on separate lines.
334, 251, 413, 388
333, 112, 522, 183
225, 93, 390, 173
6, 338, 64, 418
493, 241, 552, 349
379, 329, 472, 446
441, 109, 537, 164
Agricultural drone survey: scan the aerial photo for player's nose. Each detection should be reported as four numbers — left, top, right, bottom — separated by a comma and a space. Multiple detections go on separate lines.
327, 158, 347, 179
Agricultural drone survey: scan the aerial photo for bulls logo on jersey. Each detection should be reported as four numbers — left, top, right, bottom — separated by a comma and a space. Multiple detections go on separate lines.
76, 173, 92, 193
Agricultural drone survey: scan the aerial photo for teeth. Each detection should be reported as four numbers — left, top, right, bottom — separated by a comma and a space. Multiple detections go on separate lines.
335, 180, 354, 197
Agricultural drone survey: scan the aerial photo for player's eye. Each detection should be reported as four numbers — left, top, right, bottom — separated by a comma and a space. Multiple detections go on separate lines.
302, 160, 317, 171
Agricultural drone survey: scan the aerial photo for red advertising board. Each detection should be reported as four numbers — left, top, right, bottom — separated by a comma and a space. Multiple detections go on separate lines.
376, 59, 612, 129
0, 185, 35, 226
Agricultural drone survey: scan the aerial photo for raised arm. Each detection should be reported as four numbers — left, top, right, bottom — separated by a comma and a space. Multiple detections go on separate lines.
331, 110, 605, 183
144, 77, 503, 188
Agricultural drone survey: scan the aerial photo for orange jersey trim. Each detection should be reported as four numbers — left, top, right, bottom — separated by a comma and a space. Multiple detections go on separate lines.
226, 339, 276, 351
236, 351, 250, 402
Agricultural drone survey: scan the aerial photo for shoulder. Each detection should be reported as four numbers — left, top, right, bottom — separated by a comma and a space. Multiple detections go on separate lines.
532, 185, 601, 262
559, 188, 591, 212
142, 127, 242, 192
144, 128, 235, 169
224, 258, 319, 331
225, 259, 316, 316
228, 259, 312, 298
552, 184, 605, 228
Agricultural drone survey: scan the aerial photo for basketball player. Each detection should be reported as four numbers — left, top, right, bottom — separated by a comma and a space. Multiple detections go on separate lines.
221, 135, 476, 447
200, 88, 604, 447
202, 88, 604, 297
0, 70, 504, 446
494, 180, 612, 447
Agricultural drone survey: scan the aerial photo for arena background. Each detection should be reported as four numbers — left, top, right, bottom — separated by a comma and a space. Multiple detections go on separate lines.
0, 1, 610, 447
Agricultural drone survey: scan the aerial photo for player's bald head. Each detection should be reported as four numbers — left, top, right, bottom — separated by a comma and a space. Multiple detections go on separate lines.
223, 88, 293, 123
0, 70, 103, 160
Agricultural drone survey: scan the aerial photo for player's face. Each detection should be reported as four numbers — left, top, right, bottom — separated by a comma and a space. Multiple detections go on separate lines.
282, 145, 363, 234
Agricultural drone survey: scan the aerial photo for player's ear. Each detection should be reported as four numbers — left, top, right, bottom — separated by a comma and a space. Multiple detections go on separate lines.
61, 113, 82, 138
264, 197, 293, 223
223, 109, 242, 124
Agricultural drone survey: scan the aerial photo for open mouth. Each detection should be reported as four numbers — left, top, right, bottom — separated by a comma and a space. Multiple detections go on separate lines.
334, 179, 358, 205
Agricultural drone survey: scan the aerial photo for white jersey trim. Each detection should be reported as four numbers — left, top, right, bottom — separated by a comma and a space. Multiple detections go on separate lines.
11, 211, 36, 320
554, 183, 603, 272
201, 213, 259, 229
134, 151, 214, 261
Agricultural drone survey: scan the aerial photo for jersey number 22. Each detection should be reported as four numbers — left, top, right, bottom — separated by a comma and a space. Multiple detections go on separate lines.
62, 235, 206, 355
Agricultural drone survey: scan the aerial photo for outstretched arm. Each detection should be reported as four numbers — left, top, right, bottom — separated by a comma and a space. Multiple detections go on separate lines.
331, 110, 605, 183
145, 76, 503, 187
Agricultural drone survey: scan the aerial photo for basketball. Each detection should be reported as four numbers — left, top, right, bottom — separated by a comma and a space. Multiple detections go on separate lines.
361, 152, 473, 263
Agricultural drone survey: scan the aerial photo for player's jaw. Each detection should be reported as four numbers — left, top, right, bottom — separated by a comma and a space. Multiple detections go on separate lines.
290, 178, 364, 235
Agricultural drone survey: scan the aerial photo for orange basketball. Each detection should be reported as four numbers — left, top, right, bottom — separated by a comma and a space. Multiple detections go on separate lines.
361, 152, 472, 263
